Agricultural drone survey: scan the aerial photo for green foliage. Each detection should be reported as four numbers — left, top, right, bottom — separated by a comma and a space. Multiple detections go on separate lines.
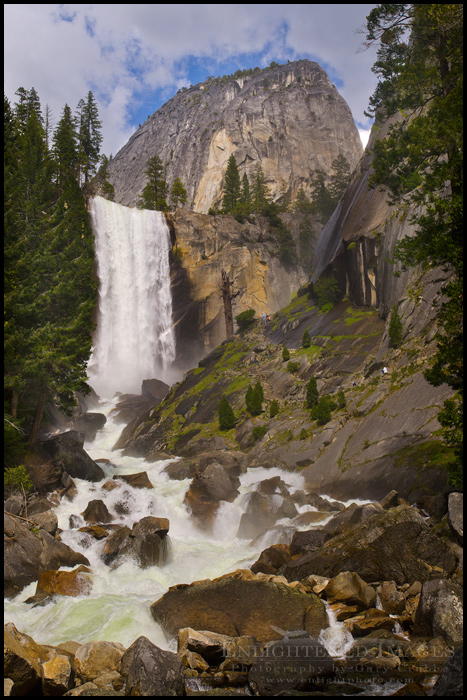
336, 390, 347, 410
310, 156, 351, 224
137, 154, 168, 210
251, 425, 268, 443
5, 89, 98, 443
171, 177, 187, 208
218, 397, 236, 430
235, 308, 256, 331
388, 304, 403, 348
314, 275, 342, 310
364, 4, 463, 484
305, 376, 319, 408
299, 428, 308, 440
282, 346, 290, 362
287, 361, 301, 374
246, 381, 263, 416
269, 399, 280, 418
310, 396, 333, 425
4, 464, 32, 494
222, 154, 241, 213
4, 415, 27, 469
302, 330, 311, 348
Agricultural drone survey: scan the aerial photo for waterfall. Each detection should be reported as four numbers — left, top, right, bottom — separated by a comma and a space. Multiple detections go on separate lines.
87, 196, 176, 398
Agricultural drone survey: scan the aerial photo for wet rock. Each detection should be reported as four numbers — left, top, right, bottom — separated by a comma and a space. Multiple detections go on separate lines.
30, 510, 58, 536
150, 574, 327, 643
4, 513, 89, 597
289, 529, 326, 556
81, 499, 112, 524
250, 544, 291, 575
376, 580, 406, 615
117, 471, 154, 489
74, 641, 126, 683
71, 412, 107, 442
28, 566, 92, 602
184, 462, 240, 528
237, 490, 298, 540
119, 636, 184, 696
343, 609, 396, 637
39, 431, 105, 482
248, 633, 334, 695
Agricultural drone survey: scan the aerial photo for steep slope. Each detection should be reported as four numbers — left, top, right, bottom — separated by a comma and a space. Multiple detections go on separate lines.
107, 59, 362, 211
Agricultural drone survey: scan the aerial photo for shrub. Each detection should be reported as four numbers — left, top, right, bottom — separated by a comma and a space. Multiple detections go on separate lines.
218, 398, 236, 430
251, 425, 268, 443
287, 361, 301, 374
305, 377, 319, 408
314, 275, 342, 310
4, 464, 32, 494
235, 308, 256, 331
388, 304, 403, 348
336, 390, 347, 409
269, 399, 280, 418
282, 346, 290, 362
311, 397, 333, 425
299, 428, 308, 440
302, 330, 311, 348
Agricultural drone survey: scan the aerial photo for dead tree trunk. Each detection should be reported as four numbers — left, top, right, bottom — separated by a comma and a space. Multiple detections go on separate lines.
221, 269, 235, 338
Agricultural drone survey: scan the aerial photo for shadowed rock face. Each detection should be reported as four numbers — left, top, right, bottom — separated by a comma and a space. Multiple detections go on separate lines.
107, 59, 362, 212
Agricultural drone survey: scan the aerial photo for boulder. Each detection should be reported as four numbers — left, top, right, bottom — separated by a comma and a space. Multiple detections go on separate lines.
81, 499, 112, 524
237, 490, 298, 540
184, 462, 240, 528
250, 544, 291, 575
428, 646, 463, 696
4, 513, 89, 597
150, 574, 327, 643
100, 518, 171, 569
117, 471, 154, 489
324, 571, 376, 610
39, 431, 105, 482
74, 641, 126, 683
41, 654, 75, 695
376, 580, 406, 615
290, 529, 326, 556
177, 628, 258, 667
31, 566, 92, 600
343, 609, 396, 637
248, 632, 334, 695
413, 579, 463, 647
71, 412, 107, 442
4, 624, 43, 695
119, 636, 184, 696
280, 505, 458, 585
141, 378, 170, 401
30, 510, 58, 536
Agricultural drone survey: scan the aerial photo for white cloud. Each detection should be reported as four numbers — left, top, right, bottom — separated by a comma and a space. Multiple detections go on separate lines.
4, 4, 378, 156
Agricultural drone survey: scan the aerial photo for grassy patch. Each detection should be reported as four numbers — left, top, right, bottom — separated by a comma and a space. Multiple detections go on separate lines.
393, 440, 454, 473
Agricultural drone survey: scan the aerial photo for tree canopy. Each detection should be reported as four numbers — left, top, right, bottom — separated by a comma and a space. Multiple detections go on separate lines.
4, 87, 102, 448
364, 3, 463, 486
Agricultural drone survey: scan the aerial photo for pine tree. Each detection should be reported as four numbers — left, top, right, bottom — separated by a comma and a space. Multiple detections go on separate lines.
76, 91, 102, 187
329, 154, 351, 202
95, 154, 115, 200
138, 154, 168, 210
305, 376, 319, 408
364, 4, 463, 484
222, 154, 241, 213
302, 330, 311, 348
388, 304, 403, 348
251, 163, 270, 214
52, 104, 78, 186
171, 177, 187, 208
218, 397, 236, 430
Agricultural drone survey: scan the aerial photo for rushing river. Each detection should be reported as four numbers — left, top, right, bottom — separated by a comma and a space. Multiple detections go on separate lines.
5, 397, 359, 653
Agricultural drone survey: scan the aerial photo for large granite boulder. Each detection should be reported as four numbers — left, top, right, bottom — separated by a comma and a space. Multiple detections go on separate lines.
280, 505, 458, 585
413, 579, 463, 647
119, 636, 184, 696
150, 571, 327, 643
4, 513, 89, 597
38, 431, 105, 482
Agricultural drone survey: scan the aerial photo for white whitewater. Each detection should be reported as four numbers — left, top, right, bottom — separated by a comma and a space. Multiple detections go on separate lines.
87, 196, 176, 397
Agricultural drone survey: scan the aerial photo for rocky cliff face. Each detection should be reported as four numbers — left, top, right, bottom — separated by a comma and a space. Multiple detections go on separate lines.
107, 59, 362, 212
168, 209, 313, 370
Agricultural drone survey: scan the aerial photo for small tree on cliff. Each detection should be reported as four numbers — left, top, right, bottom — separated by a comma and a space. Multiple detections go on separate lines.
138, 154, 168, 211
218, 398, 236, 430
222, 154, 241, 213
171, 177, 187, 208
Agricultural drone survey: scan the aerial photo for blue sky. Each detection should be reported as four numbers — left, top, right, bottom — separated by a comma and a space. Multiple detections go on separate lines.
4, 4, 379, 156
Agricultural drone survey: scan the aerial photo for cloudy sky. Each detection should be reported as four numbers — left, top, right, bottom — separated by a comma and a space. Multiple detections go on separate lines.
4, 4, 379, 157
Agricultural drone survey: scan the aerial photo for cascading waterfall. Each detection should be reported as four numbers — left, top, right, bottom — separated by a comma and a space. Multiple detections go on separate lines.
87, 196, 176, 398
